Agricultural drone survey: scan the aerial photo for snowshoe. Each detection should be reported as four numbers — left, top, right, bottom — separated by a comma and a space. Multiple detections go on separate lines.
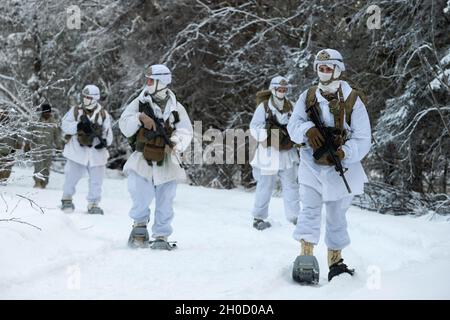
61, 199, 75, 213
87, 204, 104, 215
253, 218, 271, 230
149, 237, 177, 251
328, 259, 355, 281
292, 255, 320, 285
128, 224, 149, 248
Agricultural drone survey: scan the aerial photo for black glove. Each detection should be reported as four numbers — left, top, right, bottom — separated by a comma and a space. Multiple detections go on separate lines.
77, 116, 93, 134
94, 139, 107, 149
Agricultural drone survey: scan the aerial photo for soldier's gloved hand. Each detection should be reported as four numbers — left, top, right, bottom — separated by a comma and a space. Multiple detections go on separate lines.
336, 148, 345, 160
139, 113, 156, 131
138, 88, 153, 104
306, 127, 324, 150
77, 121, 93, 134
94, 139, 107, 149
164, 144, 174, 154
326, 148, 345, 163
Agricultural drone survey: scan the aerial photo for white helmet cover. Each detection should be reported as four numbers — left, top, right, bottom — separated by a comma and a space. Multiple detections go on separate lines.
313, 49, 345, 72
144, 64, 172, 86
82, 84, 100, 101
269, 76, 291, 90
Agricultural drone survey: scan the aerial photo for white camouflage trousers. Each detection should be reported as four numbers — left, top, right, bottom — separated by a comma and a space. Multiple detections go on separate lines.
252, 166, 300, 223
293, 184, 353, 250
62, 159, 105, 205
127, 170, 177, 239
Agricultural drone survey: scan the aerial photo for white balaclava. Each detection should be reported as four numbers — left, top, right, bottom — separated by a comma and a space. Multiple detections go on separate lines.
146, 80, 168, 101
83, 97, 97, 110
314, 49, 345, 94
81, 85, 100, 110
144, 64, 172, 102
317, 63, 342, 94
269, 76, 289, 110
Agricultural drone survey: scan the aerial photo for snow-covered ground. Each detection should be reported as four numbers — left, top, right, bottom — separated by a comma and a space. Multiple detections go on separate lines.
1, 166, 450, 300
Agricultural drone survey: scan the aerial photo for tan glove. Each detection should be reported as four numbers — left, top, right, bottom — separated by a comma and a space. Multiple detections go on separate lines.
326, 148, 345, 164
164, 144, 174, 154
336, 148, 345, 160
306, 127, 324, 150
139, 113, 156, 131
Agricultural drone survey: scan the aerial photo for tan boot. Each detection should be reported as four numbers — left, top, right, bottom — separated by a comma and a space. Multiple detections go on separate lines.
328, 249, 342, 267
300, 239, 314, 256
33, 180, 44, 188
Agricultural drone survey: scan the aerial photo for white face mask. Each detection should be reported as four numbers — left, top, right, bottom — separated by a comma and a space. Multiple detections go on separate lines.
275, 91, 286, 100
147, 83, 157, 94
318, 71, 333, 82
83, 97, 97, 110
146, 79, 168, 95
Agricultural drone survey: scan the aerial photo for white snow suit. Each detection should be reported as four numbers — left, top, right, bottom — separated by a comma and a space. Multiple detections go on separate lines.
250, 97, 300, 223
287, 81, 371, 249
119, 89, 193, 238
61, 104, 113, 205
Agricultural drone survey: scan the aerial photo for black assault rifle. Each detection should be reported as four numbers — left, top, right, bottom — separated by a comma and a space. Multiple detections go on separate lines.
139, 101, 174, 149
306, 105, 352, 194
139, 100, 189, 171
79, 114, 106, 149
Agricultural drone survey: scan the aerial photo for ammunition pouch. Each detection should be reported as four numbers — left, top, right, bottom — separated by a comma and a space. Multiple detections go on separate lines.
261, 97, 294, 151
77, 123, 102, 147
135, 127, 168, 163
312, 127, 346, 166
263, 124, 294, 151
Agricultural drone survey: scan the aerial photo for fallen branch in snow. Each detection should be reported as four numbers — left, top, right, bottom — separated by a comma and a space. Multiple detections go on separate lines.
15, 194, 45, 215
0, 192, 45, 230
0, 218, 42, 231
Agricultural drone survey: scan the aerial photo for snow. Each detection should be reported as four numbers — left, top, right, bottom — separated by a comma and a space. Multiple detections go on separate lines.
429, 48, 450, 90
1, 166, 450, 299
430, 69, 450, 90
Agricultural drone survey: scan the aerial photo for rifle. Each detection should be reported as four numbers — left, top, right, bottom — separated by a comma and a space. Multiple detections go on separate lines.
139, 101, 174, 149
306, 105, 352, 194
79, 114, 106, 149
139, 100, 195, 172
266, 116, 303, 149
139, 100, 201, 180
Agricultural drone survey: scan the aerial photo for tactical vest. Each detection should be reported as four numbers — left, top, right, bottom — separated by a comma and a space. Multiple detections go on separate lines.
305, 85, 365, 165
261, 98, 294, 151
131, 101, 180, 166
65, 106, 107, 147
305, 84, 366, 128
